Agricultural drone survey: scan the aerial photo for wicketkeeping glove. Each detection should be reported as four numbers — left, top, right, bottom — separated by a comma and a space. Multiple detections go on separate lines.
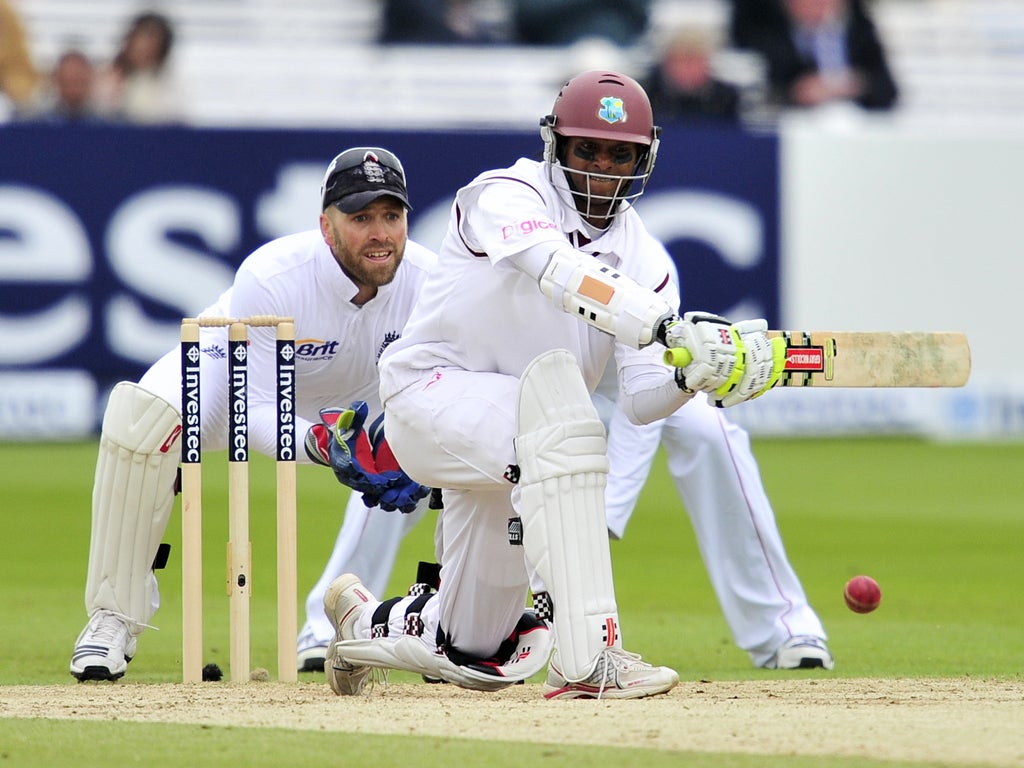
361, 412, 431, 514
304, 402, 405, 497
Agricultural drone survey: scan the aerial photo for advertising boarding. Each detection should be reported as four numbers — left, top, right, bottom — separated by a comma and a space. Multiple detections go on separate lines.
0, 124, 777, 437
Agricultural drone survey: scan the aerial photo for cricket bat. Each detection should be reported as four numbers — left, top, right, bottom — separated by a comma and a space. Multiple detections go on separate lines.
663, 331, 971, 388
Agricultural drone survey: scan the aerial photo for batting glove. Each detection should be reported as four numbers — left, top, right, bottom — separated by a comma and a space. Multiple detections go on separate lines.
304, 402, 405, 497
662, 311, 743, 394
711, 319, 786, 407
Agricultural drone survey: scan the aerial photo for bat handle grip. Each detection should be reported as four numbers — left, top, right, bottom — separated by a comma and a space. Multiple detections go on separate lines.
663, 348, 693, 368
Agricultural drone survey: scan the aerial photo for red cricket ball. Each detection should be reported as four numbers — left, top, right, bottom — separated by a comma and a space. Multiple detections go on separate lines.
844, 575, 881, 613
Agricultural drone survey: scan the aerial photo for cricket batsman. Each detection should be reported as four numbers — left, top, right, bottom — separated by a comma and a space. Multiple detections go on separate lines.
318, 70, 787, 699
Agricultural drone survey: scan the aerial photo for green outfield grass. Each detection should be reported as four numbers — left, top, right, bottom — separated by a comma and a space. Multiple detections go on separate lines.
1, 437, 1021, 766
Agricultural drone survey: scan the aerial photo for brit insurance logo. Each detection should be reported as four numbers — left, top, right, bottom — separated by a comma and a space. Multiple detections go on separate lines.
294, 338, 340, 361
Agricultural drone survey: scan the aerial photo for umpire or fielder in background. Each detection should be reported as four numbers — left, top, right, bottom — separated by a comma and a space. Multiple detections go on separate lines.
593, 314, 832, 670
70, 147, 433, 681
318, 70, 792, 699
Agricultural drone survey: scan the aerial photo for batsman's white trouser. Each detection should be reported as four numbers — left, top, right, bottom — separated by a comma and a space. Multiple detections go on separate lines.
383, 367, 533, 660
602, 392, 826, 667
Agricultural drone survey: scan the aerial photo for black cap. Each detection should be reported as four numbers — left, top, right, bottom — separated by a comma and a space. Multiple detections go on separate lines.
320, 147, 412, 213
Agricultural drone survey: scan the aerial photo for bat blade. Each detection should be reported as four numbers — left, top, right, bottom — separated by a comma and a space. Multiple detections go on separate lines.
770, 331, 971, 388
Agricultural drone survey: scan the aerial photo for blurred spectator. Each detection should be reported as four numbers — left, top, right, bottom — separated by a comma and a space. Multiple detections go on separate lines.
729, 0, 898, 111
511, 0, 650, 47
96, 10, 185, 124
729, 0, 788, 50
380, 0, 510, 44
0, 0, 41, 119
29, 48, 105, 123
642, 27, 741, 124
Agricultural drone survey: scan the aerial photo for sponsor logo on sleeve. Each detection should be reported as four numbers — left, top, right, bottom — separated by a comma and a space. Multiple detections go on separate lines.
500, 218, 559, 240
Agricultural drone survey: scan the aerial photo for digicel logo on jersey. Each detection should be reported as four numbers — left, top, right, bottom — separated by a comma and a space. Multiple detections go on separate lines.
295, 338, 340, 360
785, 346, 824, 372
501, 218, 559, 239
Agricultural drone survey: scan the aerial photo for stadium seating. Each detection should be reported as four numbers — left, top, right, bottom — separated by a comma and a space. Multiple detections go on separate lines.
12, 0, 1024, 128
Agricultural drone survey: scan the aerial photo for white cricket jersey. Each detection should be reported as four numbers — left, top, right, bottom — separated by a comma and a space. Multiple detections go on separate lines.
201, 230, 435, 457
379, 157, 679, 408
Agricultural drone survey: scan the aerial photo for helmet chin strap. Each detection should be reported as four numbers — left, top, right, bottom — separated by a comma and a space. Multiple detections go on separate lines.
540, 114, 558, 165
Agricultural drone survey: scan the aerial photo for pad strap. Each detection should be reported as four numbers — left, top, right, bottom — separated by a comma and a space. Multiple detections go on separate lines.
369, 597, 403, 638
403, 594, 433, 638
532, 590, 553, 622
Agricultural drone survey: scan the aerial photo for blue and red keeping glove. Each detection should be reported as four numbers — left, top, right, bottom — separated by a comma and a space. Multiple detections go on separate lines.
362, 411, 432, 512
304, 401, 429, 514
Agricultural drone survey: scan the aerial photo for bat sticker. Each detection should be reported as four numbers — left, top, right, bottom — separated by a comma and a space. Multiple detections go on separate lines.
779, 332, 837, 385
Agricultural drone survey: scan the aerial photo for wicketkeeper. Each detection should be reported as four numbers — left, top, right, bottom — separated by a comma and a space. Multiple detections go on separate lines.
70, 147, 433, 681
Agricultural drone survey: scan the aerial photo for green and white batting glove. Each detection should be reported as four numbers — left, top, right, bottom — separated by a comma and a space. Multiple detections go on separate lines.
661, 311, 743, 394
710, 319, 786, 408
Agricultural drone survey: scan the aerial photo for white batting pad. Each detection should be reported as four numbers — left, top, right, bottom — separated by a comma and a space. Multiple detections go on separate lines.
334, 618, 552, 691
86, 382, 182, 626
514, 349, 620, 682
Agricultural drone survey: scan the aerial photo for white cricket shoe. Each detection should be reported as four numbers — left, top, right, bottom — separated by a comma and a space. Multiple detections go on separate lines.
543, 648, 679, 700
767, 635, 834, 670
323, 573, 376, 695
70, 610, 137, 682
296, 623, 329, 673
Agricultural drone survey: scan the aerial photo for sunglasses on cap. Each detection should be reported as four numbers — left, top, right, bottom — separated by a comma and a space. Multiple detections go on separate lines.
320, 147, 412, 213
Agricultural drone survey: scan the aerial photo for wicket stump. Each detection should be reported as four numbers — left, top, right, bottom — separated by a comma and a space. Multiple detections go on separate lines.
180, 316, 297, 683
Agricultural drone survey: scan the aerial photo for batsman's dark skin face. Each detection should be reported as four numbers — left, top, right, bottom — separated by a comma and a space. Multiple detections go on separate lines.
561, 136, 640, 225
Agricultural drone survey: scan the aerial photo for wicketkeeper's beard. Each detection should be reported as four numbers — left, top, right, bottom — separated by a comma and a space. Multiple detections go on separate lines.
334, 242, 404, 289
